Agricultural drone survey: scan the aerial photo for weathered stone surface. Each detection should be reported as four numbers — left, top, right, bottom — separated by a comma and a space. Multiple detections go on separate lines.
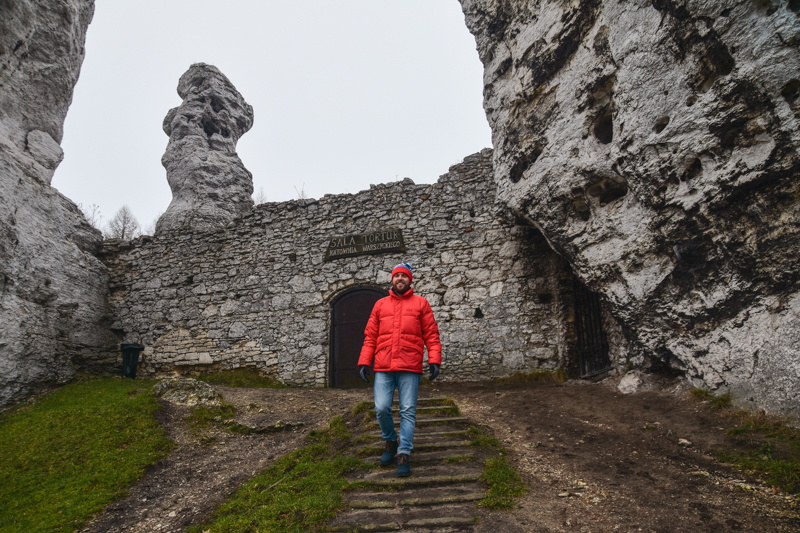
153, 377, 222, 407
0, 0, 118, 408
461, 0, 800, 415
155, 63, 254, 234
101, 151, 583, 386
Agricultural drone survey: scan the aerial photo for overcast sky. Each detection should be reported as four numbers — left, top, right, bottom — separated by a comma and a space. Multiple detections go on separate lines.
53, 1, 491, 233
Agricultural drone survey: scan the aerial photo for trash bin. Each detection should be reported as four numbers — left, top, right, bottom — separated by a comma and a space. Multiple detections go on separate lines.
120, 343, 144, 378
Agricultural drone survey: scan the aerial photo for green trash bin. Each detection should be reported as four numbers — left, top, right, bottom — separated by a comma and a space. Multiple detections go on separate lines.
120, 343, 144, 378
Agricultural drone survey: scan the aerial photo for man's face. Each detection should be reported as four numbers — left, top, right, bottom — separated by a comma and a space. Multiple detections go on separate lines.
391, 272, 410, 292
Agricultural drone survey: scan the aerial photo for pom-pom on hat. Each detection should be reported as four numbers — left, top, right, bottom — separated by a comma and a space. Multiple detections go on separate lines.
391, 262, 413, 284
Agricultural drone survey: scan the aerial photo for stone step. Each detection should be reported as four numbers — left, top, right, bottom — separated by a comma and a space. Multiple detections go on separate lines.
350, 472, 482, 488
370, 405, 459, 414
328, 507, 478, 531
369, 416, 469, 426
348, 491, 485, 509
356, 439, 472, 456
362, 449, 475, 466
356, 429, 470, 440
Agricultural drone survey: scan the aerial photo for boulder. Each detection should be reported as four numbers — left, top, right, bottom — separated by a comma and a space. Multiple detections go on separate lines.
153, 377, 222, 407
155, 63, 255, 233
460, 0, 800, 415
0, 0, 118, 409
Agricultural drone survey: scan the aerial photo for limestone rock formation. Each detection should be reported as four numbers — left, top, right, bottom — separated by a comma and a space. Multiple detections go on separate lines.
155, 64, 255, 234
0, 0, 118, 408
461, 0, 800, 415
153, 378, 222, 407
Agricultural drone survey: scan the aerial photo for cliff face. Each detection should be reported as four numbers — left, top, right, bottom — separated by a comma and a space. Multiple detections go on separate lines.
155, 63, 255, 234
0, 0, 117, 407
461, 0, 800, 415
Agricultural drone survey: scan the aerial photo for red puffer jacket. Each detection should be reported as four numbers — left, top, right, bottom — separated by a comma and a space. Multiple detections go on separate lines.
358, 288, 442, 373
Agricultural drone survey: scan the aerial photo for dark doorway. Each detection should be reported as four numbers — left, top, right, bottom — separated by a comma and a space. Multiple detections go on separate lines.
330, 286, 387, 388
573, 278, 611, 377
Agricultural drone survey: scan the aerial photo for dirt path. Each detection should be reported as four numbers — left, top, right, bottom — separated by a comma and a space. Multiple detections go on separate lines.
80, 378, 798, 532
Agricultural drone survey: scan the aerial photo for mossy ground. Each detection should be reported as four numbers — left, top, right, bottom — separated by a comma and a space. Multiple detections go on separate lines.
0, 378, 171, 533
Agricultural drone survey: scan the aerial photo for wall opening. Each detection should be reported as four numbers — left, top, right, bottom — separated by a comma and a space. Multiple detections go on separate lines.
329, 286, 388, 388
572, 278, 611, 377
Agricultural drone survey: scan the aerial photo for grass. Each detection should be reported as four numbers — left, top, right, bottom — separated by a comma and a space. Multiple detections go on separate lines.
352, 401, 373, 415
479, 456, 527, 509
467, 426, 507, 454
690, 388, 732, 410
0, 378, 171, 533
495, 369, 567, 384
188, 416, 364, 533
194, 367, 290, 388
185, 403, 237, 432
714, 408, 800, 493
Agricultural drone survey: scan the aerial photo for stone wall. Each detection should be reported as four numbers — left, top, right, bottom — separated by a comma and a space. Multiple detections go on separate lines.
101, 150, 581, 386
0, 0, 119, 408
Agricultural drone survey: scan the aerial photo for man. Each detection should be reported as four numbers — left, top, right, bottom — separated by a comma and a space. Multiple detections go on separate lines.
358, 262, 442, 477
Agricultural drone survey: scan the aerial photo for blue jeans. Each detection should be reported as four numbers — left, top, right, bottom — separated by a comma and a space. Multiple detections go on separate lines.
373, 371, 421, 455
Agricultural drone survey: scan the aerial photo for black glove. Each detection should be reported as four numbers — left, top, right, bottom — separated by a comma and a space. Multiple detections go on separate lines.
429, 363, 440, 381
359, 365, 370, 383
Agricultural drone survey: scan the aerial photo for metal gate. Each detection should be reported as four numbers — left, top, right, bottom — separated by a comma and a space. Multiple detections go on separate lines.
330, 287, 387, 388
573, 278, 611, 377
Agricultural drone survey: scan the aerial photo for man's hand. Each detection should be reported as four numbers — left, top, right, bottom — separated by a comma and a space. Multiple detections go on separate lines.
359, 365, 370, 383
429, 363, 440, 381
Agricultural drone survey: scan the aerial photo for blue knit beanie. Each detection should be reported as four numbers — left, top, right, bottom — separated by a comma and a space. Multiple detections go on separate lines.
391, 262, 413, 283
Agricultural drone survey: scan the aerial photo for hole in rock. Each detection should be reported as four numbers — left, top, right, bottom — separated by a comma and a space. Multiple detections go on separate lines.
599, 181, 628, 205
683, 158, 703, 181
572, 198, 591, 221
469, 209, 476, 218
210, 96, 224, 113
791, 0, 800, 13
593, 106, 613, 144
781, 79, 800, 102
509, 144, 544, 183
686, 95, 698, 106
202, 117, 220, 137
538, 293, 553, 304
720, 8, 732, 16
653, 116, 670, 134
474, 308, 484, 319
426, 242, 434, 249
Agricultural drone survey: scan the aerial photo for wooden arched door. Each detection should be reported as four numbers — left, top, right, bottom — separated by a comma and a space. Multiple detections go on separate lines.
330, 287, 387, 388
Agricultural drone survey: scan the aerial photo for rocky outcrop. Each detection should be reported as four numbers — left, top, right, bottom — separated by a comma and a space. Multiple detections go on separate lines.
0, 0, 118, 408
155, 64, 255, 234
461, 0, 800, 415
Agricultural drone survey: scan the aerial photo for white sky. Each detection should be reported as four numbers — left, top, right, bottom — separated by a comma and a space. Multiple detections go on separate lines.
53, 0, 492, 232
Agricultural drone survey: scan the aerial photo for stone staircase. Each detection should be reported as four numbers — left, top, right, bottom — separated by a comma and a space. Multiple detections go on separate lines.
326, 397, 497, 532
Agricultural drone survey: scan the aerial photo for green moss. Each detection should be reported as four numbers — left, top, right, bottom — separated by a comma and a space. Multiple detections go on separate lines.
0, 378, 171, 533
351, 401, 373, 415
479, 456, 527, 509
184, 403, 237, 432
188, 416, 366, 533
194, 368, 290, 388
717, 409, 800, 493
467, 426, 507, 455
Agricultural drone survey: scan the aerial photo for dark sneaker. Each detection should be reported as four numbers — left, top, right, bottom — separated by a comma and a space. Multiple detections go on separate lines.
397, 453, 410, 477
380, 440, 398, 466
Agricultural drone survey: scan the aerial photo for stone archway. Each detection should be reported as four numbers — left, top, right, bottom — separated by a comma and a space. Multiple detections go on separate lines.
329, 286, 388, 388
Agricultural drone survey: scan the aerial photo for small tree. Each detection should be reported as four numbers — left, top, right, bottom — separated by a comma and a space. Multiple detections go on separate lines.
254, 186, 268, 205
105, 205, 141, 240
79, 203, 102, 231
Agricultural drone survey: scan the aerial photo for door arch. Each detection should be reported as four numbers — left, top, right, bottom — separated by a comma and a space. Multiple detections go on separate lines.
330, 286, 387, 388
